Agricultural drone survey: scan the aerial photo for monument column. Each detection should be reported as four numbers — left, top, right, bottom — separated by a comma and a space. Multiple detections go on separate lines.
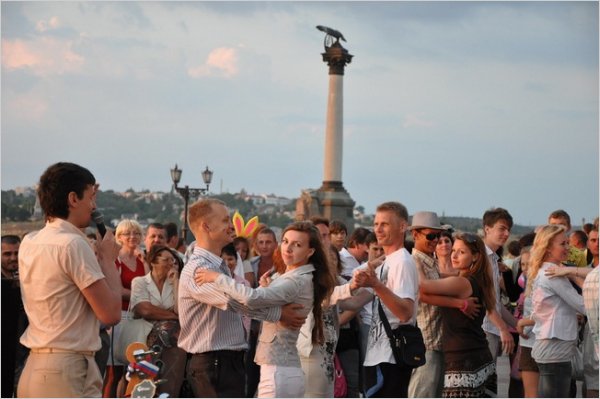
323, 51, 348, 183
296, 27, 356, 229
317, 28, 355, 229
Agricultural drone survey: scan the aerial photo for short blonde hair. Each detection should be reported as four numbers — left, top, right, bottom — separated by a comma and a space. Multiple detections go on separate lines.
115, 219, 143, 245
188, 198, 226, 231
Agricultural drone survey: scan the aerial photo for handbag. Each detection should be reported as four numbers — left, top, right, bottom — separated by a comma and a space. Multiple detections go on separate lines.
114, 303, 153, 365
333, 353, 348, 398
376, 264, 426, 368
571, 340, 584, 381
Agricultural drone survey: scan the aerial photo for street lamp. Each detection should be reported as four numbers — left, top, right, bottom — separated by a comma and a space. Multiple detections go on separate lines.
170, 164, 213, 242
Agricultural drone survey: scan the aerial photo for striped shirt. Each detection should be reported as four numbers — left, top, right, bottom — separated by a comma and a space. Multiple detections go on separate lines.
178, 246, 281, 354
583, 267, 599, 355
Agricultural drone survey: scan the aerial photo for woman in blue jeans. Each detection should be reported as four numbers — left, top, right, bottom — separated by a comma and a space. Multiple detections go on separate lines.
528, 225, 585, 398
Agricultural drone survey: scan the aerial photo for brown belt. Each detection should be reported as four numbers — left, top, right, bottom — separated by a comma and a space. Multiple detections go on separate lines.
30, 348, 95, 357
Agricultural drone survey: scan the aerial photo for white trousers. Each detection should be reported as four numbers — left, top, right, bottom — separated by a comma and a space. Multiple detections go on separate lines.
257, 364, 305, 398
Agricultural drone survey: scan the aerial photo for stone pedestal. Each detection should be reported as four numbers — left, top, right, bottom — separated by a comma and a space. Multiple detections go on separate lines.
295, 183, 355, 230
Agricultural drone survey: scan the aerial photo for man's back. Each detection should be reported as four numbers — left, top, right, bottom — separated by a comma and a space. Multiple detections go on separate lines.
19, 220, 104, 352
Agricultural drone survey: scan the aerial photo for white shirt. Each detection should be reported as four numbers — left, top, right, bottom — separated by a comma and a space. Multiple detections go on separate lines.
482, 245, 502, 336
340, 247, 361, 278
364, 248, 418, 367
356, 262, 374, 326
296, 279, 353, 357
130, 273, 176, 311
532, 262, 585, 341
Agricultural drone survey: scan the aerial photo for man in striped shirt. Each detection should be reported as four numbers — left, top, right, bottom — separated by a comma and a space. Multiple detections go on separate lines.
178, 198, 305, 397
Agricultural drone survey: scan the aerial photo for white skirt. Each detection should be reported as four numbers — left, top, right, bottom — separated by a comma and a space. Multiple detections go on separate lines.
257, 364, 305, 398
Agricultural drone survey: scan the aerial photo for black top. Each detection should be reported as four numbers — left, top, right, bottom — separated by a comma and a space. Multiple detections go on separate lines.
441, 276, 488, 355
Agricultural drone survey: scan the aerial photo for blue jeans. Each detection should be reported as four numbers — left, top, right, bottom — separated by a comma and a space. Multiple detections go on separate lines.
407, 349, 444, 398
537, 361, 571, 398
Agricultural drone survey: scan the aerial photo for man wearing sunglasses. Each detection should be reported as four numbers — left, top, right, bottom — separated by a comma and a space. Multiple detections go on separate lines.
407, 211, 480, 397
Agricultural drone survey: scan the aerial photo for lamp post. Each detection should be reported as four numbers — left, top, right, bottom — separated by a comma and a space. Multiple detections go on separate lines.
170, 164, 213, 243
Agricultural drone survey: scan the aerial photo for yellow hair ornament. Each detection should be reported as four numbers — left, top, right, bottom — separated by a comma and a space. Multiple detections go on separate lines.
232, 211, 260, 238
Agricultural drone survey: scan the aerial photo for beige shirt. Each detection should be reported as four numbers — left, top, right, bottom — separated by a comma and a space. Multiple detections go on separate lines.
18, 218, 105, 352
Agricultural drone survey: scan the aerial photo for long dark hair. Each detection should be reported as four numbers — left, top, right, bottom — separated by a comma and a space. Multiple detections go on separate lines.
454, 233, 495, 311
282, 221, 336, 344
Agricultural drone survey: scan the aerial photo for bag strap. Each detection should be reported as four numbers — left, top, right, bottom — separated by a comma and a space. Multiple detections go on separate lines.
376, 260, 420, 365
377, 264, 401, 363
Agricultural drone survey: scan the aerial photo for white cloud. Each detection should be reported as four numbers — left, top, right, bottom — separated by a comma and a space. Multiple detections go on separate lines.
1, 37, 84, 76
188, 47, 239, 78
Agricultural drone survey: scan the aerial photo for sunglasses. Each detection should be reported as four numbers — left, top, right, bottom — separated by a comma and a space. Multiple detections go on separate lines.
459, 233, 480, 244
420, 231, 441, 241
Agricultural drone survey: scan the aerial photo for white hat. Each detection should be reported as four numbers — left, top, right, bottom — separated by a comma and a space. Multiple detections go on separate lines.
408, 211, 446, 231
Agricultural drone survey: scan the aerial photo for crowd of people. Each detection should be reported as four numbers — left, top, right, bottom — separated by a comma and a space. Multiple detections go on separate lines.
1, 161, 598, 398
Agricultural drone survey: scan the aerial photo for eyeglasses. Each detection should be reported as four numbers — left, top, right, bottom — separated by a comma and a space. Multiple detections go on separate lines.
420, 231, 441, 241
121, 232, 141, 237
156, 257, 176, 264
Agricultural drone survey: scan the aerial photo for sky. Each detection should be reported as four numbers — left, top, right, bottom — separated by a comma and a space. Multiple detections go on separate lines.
1, 1, 598, 227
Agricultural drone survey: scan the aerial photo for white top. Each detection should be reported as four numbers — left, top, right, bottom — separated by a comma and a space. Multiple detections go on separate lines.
130, 273, 176, 311
364, 248, 418, 367
532, 262, 585, 341
519, 295, 536, 348
340, 247, 361, 278
482, 245, 502, 336
356, 262, 374, 326
296, 279, 353, 357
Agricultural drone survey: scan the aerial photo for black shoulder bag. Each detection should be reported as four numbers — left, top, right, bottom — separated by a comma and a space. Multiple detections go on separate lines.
377, 265, 426, 368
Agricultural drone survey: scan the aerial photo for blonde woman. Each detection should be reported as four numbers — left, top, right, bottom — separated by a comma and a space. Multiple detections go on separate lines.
528, 225, 585, 398
103, 219, 147, 398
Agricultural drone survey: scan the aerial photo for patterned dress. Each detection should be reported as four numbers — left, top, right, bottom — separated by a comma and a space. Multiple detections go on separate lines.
441, 277, 495, 398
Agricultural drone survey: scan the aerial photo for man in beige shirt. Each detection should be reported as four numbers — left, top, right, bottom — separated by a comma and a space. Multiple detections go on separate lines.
17, 162, 122, 398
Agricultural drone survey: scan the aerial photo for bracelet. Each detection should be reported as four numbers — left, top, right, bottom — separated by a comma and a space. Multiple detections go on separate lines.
460, 300, 468, 313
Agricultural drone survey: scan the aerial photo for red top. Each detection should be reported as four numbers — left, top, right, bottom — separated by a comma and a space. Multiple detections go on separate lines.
115, 256, 146, 311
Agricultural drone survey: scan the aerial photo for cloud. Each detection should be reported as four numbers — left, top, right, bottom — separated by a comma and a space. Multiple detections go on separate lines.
35, 16, 60, 32
1, 37, 84, 76
402, 112, 435, 128
188, 47, 239, 78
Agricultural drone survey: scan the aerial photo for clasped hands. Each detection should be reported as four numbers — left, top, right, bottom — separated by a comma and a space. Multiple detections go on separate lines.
352, 267, 380, 289
194, 267, 307, 330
